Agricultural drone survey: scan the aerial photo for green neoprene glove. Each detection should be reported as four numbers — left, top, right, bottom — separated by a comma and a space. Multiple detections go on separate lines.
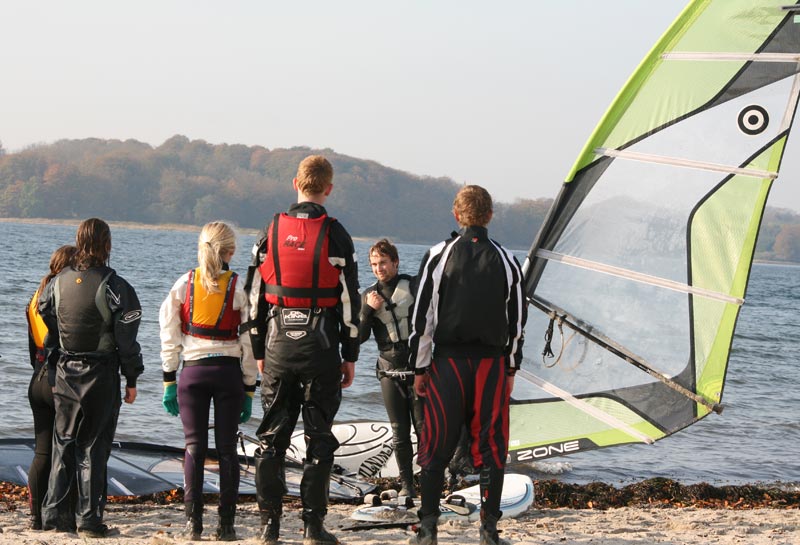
162, 382, 179, 416
240, 392, 254, 424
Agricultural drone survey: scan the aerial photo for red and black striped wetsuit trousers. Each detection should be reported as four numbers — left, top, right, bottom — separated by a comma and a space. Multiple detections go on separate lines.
417, 355, 510, 472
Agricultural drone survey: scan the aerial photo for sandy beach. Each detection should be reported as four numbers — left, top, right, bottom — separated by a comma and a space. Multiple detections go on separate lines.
0, 498, 797, 545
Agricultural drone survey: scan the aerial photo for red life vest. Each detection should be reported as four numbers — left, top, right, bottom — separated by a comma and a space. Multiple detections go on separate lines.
258, 212, 340, 308
180, 269, 241, 340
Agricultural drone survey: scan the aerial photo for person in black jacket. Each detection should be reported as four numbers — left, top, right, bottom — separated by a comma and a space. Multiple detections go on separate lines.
358, 239, 423, 497
247, 155, 360, 545
407, 186, 526, 545
39, 218, 144, 538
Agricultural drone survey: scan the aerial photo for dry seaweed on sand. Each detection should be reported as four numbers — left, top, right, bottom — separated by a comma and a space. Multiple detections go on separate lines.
533, 478, 800, 509
2, 478, 798, 511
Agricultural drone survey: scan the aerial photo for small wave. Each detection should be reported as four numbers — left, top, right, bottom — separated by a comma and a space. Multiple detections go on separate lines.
527, 460, 573, 475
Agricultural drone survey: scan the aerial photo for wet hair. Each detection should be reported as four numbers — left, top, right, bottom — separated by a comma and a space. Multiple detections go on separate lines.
37, 245, 78, 301
295, 155, 333, 195
74, 218, 111, 270
453, 185, 493, 227
369, 238, 399, 263
197, 221, 236, 294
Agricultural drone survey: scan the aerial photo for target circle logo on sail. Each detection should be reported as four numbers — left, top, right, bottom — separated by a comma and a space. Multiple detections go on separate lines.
737, 105, 769, 135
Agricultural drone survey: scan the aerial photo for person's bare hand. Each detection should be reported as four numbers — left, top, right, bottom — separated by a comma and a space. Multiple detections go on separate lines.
366, 291, 384, 311
341, 361, 355, 388
124, 386, 137, 404
414, 374, 429, 397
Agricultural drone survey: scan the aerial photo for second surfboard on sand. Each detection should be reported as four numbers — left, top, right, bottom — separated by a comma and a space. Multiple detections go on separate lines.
348, 473, 534, 528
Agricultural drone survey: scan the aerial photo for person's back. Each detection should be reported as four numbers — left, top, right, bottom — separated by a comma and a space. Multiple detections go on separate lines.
53, 265, 116, 354
408, 186, 525, 545
159, 221, 256, 541
248, 155, 360, 545
433, 231, 514, 353
39, 218, 143, 538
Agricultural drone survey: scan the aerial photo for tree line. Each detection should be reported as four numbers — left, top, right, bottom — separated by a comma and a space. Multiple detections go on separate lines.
0, 135, 799, 260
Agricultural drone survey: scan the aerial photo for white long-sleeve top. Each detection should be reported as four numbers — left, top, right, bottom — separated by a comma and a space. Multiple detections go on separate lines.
159, 270, 258, 388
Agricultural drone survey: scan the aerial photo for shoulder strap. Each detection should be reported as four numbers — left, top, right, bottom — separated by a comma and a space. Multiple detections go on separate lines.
310, 216, 333, 308
269, 213, 283, 306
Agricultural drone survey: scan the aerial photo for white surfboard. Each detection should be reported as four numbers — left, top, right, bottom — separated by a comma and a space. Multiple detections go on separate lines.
240, 420, 417, 478
456, 473, 535, 519
350, 473, 534, 523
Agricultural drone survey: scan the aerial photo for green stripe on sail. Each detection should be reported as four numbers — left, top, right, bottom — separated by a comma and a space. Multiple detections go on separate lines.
566, 0, 790, 182
690, 138, 784, 411
509, 398, 665, 451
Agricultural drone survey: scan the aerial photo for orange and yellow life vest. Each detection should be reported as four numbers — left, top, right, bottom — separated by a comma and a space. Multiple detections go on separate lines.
180, 269, 241, 340
27, 289, 48, 362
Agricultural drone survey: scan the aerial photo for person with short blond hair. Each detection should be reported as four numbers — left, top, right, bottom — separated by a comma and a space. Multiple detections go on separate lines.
159, 221, 256, 541
408, 185, 526, 545
247, 154, 360, 545
452, 184, 493, 227
295, 155, 334, 195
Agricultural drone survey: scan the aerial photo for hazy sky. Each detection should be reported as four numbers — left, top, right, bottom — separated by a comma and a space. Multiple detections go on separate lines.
2, 1, 799, 211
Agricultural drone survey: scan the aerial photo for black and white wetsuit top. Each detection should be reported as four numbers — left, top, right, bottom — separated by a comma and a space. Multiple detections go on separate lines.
359, 274, 416, 371
408, 225, 526, 374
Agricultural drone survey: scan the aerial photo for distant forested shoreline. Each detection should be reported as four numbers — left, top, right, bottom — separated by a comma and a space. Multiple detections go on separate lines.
1, 135, 799, 258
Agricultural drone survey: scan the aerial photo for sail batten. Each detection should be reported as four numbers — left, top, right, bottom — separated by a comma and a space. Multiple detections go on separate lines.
535, 248, 744, 304
782, 73, 800, 129
595, 148, 777, 179
529, 296, 724, 414
509, 0, 800, 463
515, 369, 656, 446
662, 52, 800, 62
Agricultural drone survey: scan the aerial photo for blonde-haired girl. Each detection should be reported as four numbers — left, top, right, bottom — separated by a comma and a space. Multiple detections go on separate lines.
159, 221, 257, 541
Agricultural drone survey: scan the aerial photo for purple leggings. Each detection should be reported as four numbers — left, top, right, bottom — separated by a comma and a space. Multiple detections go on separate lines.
178, 358, 244, 506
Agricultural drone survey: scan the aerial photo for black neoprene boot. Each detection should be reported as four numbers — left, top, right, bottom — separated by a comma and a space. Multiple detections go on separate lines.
479, 513, 510, 545
407, 514, 438, 545
302, 514, 339, 545
179, 501, 203, 540
255, 454, 287, 544
407, 468, 444, 545
258, 505, 281, 545
29, 511, 43, 530
301, 462, 338, 545
214, 504, 237, 541
478, 466, 509, 545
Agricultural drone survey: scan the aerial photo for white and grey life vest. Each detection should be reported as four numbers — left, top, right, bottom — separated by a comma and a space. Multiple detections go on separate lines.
373, 277, 413, 344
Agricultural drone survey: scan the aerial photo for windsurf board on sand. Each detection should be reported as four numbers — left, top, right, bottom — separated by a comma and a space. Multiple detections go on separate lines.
347, 473, 534, 528
0, 438, 375, 500
239, 420, 417, 479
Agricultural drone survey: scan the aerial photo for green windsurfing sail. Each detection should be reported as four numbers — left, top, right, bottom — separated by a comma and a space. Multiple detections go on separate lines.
510, 0, 800, 463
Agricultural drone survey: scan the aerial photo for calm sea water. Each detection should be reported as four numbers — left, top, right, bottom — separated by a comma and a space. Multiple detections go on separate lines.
1, 221, 798, 487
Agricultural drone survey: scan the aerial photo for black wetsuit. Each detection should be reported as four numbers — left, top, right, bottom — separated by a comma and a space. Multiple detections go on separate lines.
39, 265, 143, 533
408, 225, 526, 523
25, 293, 60, 529
247, 201, 360, 525
358, 273, 423, 489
